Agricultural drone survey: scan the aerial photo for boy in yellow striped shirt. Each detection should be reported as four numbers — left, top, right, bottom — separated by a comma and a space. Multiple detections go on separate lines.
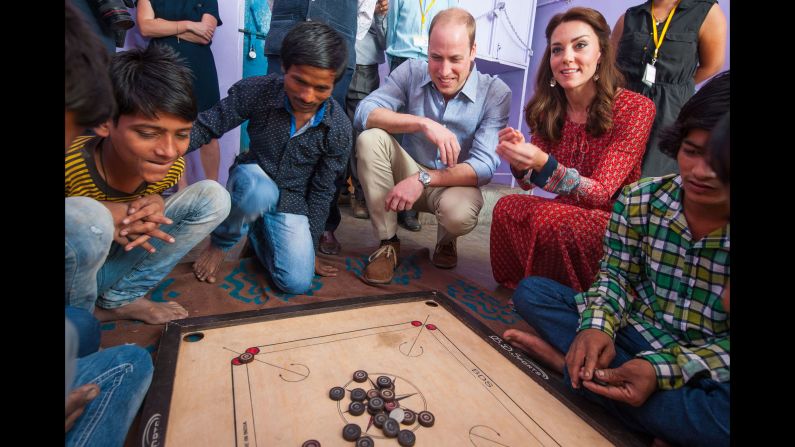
65, 44, 230, 324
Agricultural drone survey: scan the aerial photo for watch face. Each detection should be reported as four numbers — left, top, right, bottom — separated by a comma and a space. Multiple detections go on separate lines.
419, 171, 431, 187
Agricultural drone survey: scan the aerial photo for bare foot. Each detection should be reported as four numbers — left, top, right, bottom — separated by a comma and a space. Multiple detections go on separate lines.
193, 244, 226, 283
503, 329, 566, 374
94, 299, 189, 324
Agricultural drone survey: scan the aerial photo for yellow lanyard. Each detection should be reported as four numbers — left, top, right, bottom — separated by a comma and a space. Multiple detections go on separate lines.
419, 0, 437, 31
650, 0, 679, 61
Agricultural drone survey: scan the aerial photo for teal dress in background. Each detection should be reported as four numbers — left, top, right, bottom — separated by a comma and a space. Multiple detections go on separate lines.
148, 0, 222, 112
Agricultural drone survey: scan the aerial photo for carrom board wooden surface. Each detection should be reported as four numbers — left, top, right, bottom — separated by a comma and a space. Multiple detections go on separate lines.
139, 292, 644, 446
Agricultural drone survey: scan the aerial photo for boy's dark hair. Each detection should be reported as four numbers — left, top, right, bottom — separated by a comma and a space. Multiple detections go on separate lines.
709, 112, 730, 184
281, 21, 348, 81
109, 44, 197, 124
659, 71, 730, 159
65, 0, 114, 128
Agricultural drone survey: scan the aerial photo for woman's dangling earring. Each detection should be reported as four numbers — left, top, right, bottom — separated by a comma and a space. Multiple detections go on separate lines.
593, 73, 600, 81
550, 78, 557, 87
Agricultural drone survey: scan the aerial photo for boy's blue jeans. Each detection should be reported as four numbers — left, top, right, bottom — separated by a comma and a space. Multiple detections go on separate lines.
65, 180, 231, 310
65, 341, 153, 447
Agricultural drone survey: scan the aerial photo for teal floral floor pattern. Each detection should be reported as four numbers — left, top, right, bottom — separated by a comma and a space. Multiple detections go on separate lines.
446, 279, 518, 324
345, 251, 424, 285
218, 258, 324, 304
149, 278, 181, 303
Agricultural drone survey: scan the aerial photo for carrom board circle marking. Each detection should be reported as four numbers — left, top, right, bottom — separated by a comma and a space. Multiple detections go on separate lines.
336, 372, 428, 438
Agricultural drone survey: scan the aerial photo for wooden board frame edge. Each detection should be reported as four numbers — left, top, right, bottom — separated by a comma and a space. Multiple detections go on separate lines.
137, 290, 648, 446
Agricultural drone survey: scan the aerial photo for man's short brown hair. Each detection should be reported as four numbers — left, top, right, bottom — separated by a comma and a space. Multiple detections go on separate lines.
428, 7, 476, 47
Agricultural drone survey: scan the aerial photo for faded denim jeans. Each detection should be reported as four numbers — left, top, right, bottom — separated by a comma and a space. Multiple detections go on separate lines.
211, 163, 315, 294
65, 322, 153, 447
65, 180, 231, 310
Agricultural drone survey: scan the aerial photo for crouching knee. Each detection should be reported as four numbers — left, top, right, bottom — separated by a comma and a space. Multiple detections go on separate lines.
271, 268, 314, 295
65, 196, 114, 262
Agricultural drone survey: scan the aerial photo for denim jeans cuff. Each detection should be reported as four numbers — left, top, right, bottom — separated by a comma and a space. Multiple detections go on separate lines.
96, 293, 140, 310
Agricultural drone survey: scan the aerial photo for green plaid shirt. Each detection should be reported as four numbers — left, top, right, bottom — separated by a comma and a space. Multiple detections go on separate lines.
575, 175, 730, 390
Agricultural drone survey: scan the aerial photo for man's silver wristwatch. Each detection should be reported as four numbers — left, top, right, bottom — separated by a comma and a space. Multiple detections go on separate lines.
418, 171, 431, 188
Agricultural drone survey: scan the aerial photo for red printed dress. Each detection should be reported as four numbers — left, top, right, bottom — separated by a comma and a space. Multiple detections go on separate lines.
490, 90, 655, 291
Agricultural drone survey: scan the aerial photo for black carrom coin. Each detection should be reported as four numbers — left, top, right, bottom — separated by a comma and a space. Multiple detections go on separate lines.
382, 418, 400, 437
353, 370, 368, 383
417, 411, 435, 427
401, 409, 416, 425
342, 423, 362, 442
350, 388, 367, 402
329, 386, 345, 401
349, 401, 366, 416
376, 376, 392, 389
373, 413, 388, 428
398, 429, 416, 446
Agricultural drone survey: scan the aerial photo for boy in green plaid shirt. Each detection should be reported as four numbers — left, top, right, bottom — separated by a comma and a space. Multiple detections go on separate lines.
503, 72, 730, 446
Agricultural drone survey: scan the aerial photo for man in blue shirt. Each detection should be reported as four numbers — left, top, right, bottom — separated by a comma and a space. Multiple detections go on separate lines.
263, 0, 358, 256
353, 7, 511, 284
385, 0, 457, 232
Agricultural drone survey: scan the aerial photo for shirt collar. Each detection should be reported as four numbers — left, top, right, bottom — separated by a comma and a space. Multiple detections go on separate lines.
283, 97, 327, 123
459, 63, 480, 102
653, 175, 730, 248
283, 96, 328, 136
650, 174, 683, 215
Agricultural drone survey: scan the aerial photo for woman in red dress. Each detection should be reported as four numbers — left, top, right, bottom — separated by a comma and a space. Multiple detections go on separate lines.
490, 7, 655, 291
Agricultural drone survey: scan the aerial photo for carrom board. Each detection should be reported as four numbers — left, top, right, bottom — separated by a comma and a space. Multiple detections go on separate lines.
139, 291, 646, 446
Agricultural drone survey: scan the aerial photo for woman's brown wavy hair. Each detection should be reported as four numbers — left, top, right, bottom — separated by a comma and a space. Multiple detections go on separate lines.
525, 7, 624, 143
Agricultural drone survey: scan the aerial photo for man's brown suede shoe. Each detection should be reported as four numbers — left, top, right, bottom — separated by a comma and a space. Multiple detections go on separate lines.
362, 240, 400, 284
432, 239, 457, 269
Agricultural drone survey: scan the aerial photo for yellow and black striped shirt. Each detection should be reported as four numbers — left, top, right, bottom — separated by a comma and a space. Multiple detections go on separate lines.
65, 135, 184, 202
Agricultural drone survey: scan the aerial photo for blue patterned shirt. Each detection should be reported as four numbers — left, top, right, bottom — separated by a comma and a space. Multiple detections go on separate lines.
189, 74, 352, 249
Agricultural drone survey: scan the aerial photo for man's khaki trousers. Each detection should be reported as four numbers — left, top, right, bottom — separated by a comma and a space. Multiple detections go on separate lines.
356, 128, 483, 245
